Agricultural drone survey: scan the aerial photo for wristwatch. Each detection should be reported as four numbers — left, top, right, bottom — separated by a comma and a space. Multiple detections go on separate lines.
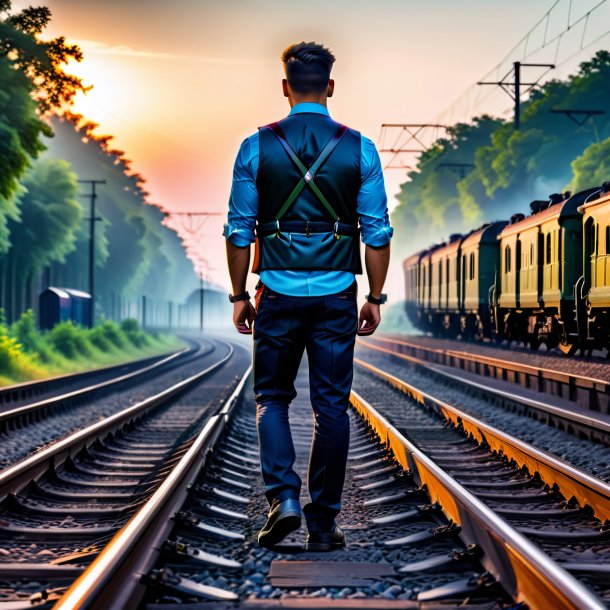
366, 293, 387, 305
229, 291, 251, 303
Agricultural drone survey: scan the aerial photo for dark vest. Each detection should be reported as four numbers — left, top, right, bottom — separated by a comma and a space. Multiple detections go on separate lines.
252, 112, 363, 274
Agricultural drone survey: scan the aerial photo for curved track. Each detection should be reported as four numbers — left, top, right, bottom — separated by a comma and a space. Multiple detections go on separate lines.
0, 338, 220, 472
0, 339, 250, 609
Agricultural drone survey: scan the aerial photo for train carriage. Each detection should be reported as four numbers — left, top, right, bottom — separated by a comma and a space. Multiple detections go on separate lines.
577, 183, 610, 349
403, 182, 610, 354
403, 250, 424, 328
459, 221, 507, 339
496, 189, 596, 350
428, 235, 462, 336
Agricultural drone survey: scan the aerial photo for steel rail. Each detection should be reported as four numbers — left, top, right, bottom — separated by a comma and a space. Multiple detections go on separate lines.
0, 342, 194, 408
53, 364, 252, 610
0, 342, 204, 431
369, 335, 610, 411
0, 340, 234, 500
349, 387, 606, 610
359, 339, 610, 443
355, 356, 610, 522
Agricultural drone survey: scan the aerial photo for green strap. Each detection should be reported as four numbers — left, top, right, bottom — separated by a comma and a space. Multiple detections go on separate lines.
264, 122, 348, 221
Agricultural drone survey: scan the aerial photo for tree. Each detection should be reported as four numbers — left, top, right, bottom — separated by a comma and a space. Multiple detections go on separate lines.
0, 1, 84, 252
571, 139, 610, 193
392, 50, 610, 258
1, 159, 81, 320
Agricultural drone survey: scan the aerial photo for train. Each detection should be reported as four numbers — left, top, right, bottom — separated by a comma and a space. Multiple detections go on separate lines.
403, 181, 610, 354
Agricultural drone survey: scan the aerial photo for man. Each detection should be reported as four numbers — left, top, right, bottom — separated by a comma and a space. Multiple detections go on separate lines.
224, 41, 392, 551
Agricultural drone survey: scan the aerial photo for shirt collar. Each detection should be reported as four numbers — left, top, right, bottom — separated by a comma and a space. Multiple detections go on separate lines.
289, 102, 330, 117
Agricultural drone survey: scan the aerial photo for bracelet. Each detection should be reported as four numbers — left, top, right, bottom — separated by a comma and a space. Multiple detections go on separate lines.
366, 293, 387, 305
229, 291, 251, 303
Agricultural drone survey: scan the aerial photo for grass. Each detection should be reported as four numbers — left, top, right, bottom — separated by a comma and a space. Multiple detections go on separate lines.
0, 310, 186, 387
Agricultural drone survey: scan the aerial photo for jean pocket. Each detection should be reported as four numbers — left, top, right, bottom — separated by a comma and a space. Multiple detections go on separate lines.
254, 292, 293, 337
324, 293, 358, 335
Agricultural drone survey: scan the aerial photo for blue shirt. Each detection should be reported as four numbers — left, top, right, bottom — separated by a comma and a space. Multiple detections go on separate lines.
224, 102, 393, 296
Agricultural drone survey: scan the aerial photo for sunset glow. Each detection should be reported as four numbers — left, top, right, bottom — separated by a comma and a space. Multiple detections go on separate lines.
19, 0, 608, 291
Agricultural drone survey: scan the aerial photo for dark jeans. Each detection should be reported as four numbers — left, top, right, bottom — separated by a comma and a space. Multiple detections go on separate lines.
253, 281, 358, 530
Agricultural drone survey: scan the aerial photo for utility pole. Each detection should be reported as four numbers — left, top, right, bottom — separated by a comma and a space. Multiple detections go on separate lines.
478, 62, 554, 130
199, 274, 204, 333
78, 179, 105, 327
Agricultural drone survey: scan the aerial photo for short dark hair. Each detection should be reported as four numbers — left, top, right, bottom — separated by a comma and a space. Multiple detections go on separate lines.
281, 41, 336, 94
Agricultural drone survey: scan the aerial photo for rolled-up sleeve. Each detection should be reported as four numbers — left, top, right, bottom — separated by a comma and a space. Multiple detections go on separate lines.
358, 136, 393, 247
223, 134, 258, 247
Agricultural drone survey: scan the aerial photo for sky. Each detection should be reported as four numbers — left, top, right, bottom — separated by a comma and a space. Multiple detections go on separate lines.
15, 0, 609, 295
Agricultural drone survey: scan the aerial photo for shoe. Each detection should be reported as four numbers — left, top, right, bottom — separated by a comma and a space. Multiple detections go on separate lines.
305, 522, 346, 551
258, 498, 302, 548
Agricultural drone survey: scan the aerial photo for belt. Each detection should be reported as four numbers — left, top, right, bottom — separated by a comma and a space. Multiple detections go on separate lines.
256, 220, 359, 237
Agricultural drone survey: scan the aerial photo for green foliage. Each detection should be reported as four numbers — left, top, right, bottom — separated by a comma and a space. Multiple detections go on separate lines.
42, 114, 199, 303
47, 321, 93, 359
0, 1, 84, 253
391, 116, 502, 254
8, 158, 81, 270
392, 50, 610, 256
120, 318, 150, 348
0, 310, 184, 385
571, 139, 610, 193
0, 2, 85, 113
10, 309, 40, 352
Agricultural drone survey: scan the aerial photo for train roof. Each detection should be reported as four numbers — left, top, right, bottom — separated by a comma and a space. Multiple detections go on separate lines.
499, 188, 598, 238
577, 184, 610, 214
460, 220, 508, 250
430, 234, 463, 260
403, 243, 445, 267
403, 250, 427, 268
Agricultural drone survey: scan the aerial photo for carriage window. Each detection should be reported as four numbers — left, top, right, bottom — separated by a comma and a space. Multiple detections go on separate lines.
530, 243, 534, 267
505, 245, 511, 273
596, 224, 599, 255
606, 226, 610, 255
438, 261, 443, 286
469, 253, 475, 280
546, 233, 552, 264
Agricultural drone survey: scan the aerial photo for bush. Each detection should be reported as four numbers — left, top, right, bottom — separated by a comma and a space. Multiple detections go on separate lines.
10, 310, 42, 353
47, 321, 93, 360
120, 318, 151, 349
0, 313, 184, 386
95, 320, 126, 350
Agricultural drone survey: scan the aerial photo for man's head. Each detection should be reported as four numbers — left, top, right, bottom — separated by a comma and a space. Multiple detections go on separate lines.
281, 41, 335, 105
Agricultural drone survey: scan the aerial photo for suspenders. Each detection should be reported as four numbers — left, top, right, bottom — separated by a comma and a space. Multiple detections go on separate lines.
262, 122, 348, 222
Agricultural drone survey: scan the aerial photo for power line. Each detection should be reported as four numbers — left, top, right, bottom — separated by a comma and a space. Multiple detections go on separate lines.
435, 0, 610, 127
378, 124, 448, 170
478, 62, 555, 129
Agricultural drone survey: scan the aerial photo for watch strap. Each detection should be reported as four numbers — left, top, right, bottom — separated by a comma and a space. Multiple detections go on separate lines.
229, 291, 251, 303
366, 293, 387, 305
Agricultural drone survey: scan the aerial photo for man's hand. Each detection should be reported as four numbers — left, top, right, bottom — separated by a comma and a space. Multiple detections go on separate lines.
357, 301, 381, 336
233, 300, 256, 334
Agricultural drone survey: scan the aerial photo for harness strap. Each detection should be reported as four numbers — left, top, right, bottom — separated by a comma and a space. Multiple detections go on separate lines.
263, 122, 348, 221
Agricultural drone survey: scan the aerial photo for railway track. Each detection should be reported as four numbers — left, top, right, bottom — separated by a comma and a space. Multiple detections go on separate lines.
34, 364, 608, 610
370, 334, 610, 412
0, 339, 250, 609
359, 335, 610, 446
351, 359, 610, 605
0, 342, 192, 410
0, 338, 220, 473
